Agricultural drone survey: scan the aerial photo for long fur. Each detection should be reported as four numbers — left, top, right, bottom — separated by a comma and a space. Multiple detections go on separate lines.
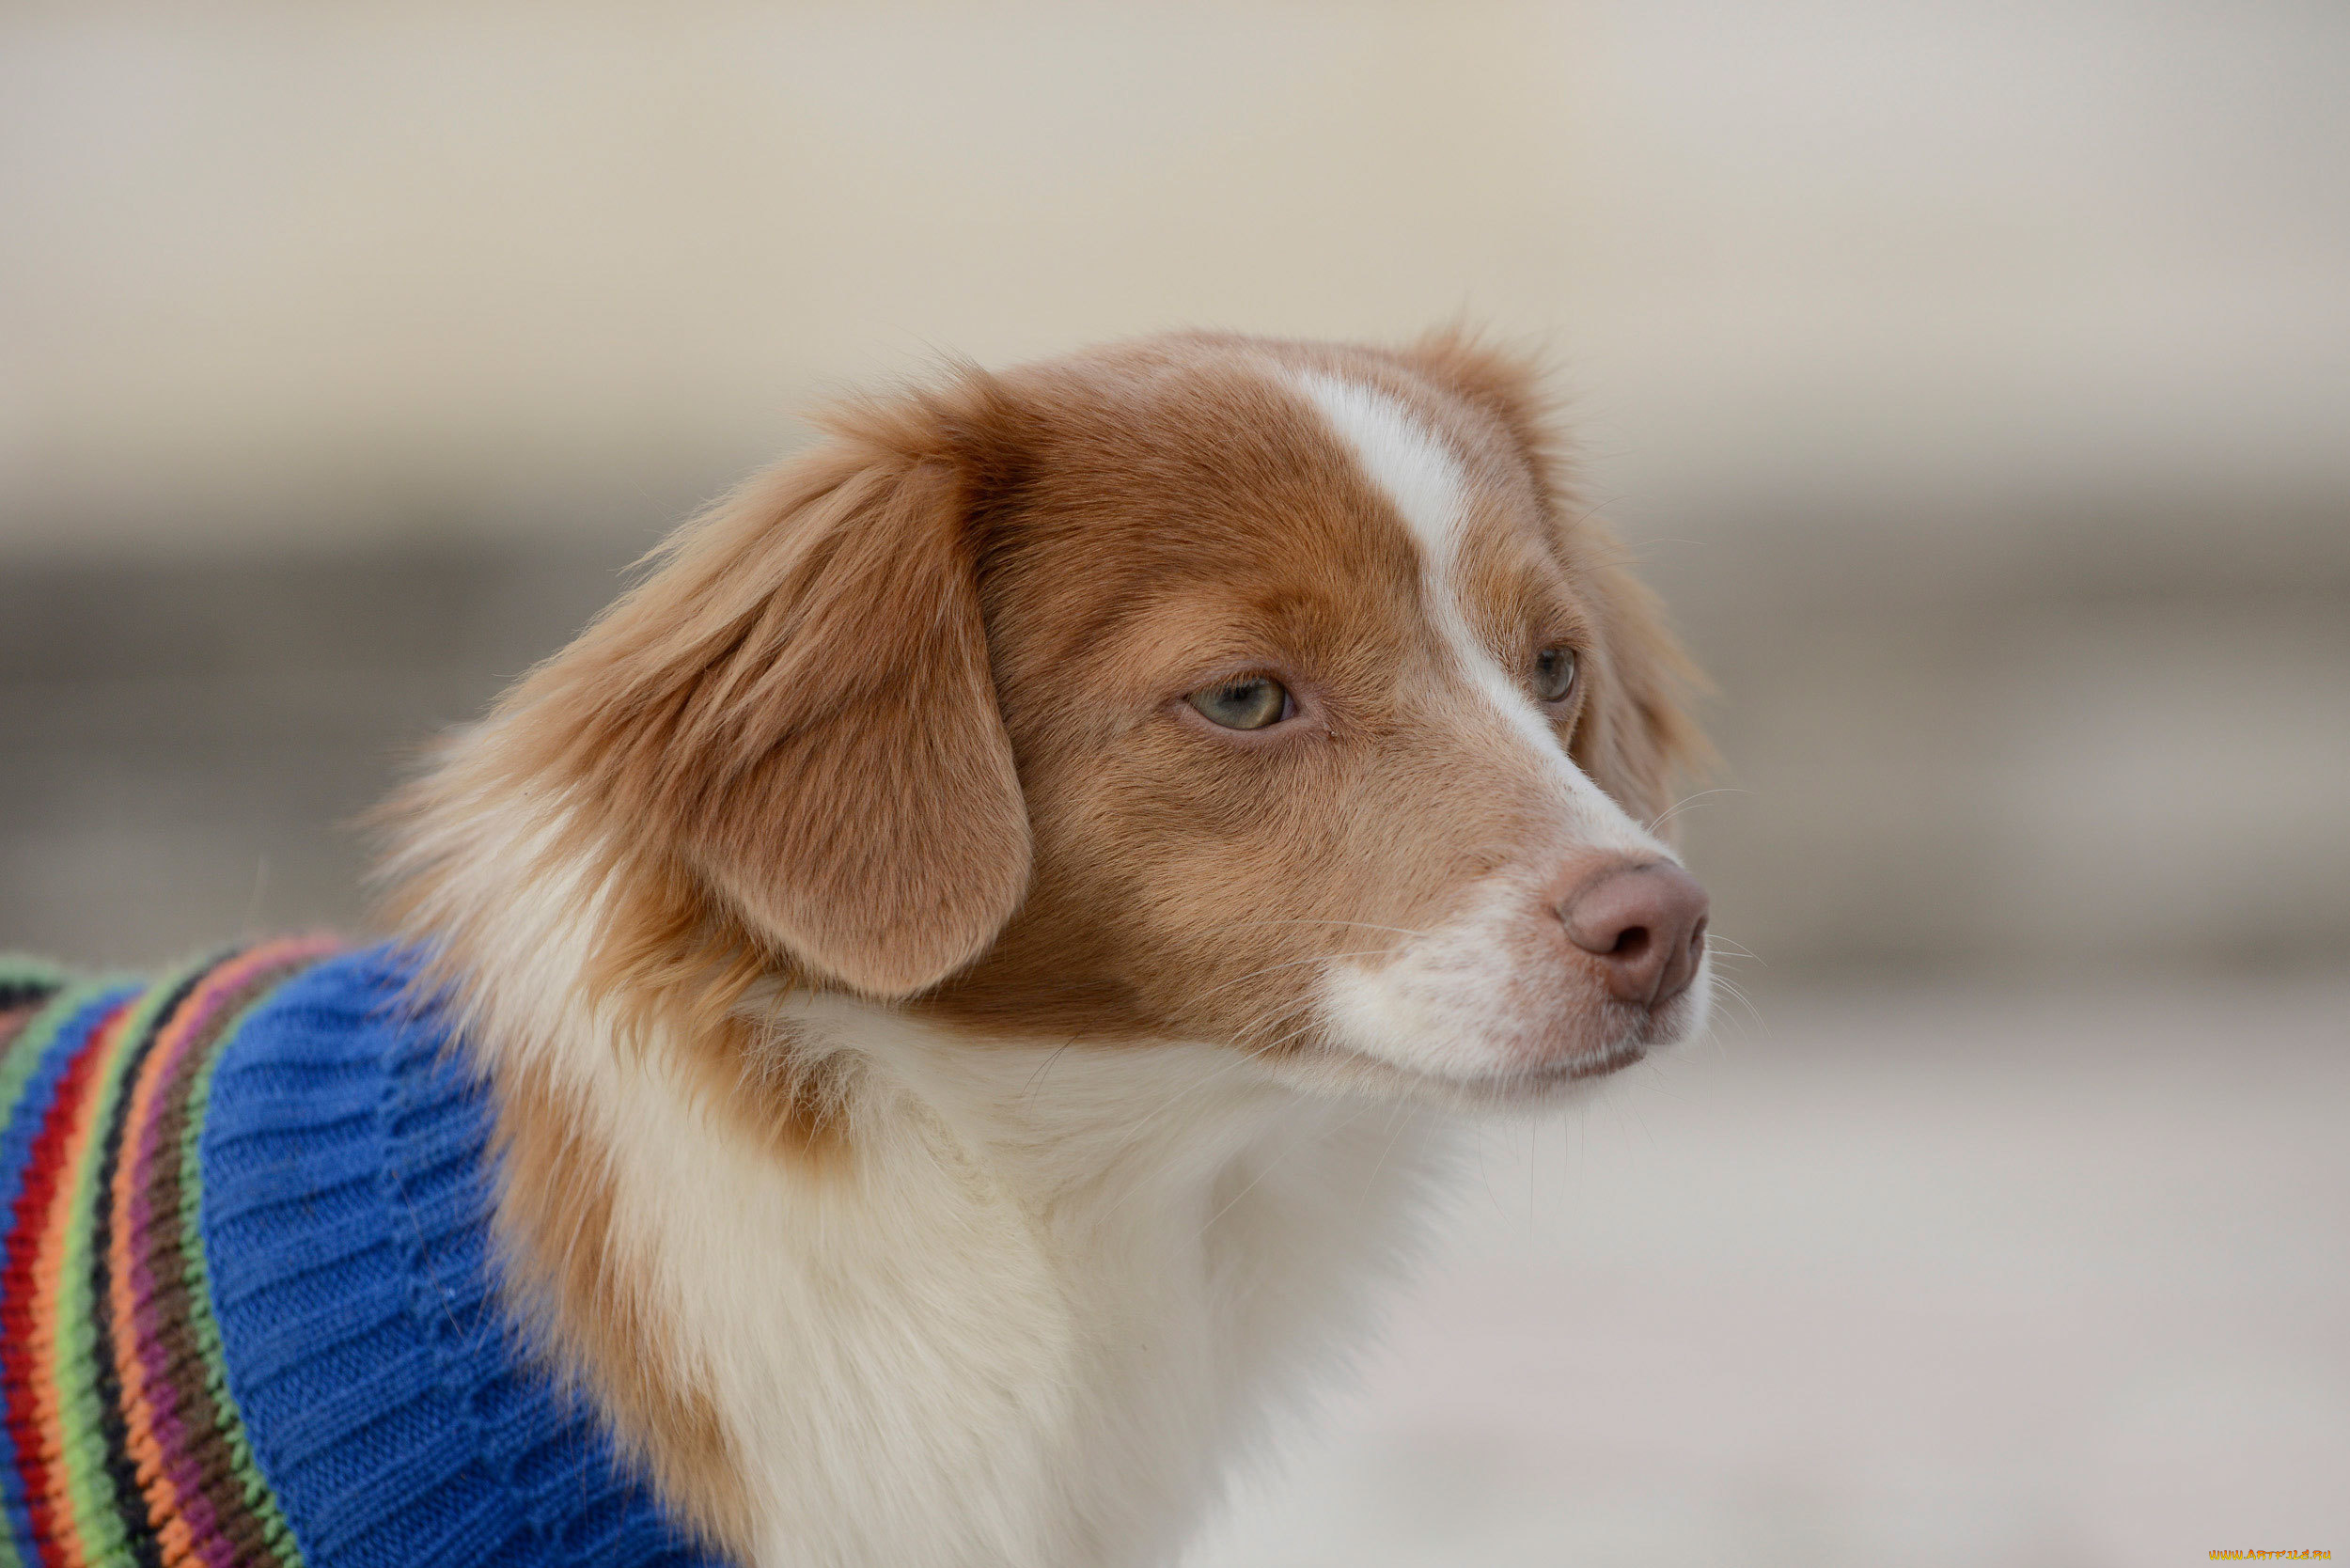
376, 330, 1711, 1567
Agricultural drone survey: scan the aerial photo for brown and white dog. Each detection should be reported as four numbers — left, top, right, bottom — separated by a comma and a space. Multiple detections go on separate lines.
378, 330, 1712, 1567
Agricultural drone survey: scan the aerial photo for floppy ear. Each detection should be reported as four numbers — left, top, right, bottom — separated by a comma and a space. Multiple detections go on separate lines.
1569, 555, 1713, 832
518, 393, 1032, 998
1399, 328, 1713, 831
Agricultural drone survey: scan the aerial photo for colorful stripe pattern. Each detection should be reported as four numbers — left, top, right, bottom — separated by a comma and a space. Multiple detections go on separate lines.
0, 943, 728, 1568
0, 940, 335, 1568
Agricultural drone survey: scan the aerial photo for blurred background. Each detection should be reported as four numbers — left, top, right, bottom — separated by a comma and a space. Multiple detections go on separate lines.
3, 1, 2343, 1562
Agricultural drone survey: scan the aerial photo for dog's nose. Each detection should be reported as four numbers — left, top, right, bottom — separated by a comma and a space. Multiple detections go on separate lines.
1559, 862, 1710, 1008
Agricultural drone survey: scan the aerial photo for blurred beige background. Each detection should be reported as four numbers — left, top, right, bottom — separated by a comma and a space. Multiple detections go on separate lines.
3, 2, 2344, 1562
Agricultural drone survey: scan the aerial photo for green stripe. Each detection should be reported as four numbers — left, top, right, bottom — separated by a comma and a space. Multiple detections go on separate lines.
1, 977, 132, 1568
179, 976, 308, 1568
53, 963, 212, 1566
1, 977, 127, 1129
0, 953, 67, 996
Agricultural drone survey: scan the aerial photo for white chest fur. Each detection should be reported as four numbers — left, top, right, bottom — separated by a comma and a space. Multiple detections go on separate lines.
570, 997, 1451, 1568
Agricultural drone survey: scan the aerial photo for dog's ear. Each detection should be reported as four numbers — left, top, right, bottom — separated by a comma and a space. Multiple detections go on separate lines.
1568, 555, 1712, 833
1399, 329, 1712, 831
520, 383, 1032, 998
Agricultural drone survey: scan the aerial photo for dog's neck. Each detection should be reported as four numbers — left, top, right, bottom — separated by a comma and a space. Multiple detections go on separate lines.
386, 780, 1452, 1564
474, 935, 1450, 1567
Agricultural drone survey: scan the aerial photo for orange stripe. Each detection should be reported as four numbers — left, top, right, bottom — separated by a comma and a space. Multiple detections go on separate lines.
105, 937, 339, 1552
108, 974, 201, 1545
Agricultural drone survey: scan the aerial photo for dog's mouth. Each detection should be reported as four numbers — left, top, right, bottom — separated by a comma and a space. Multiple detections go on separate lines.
1289, 975, 1715, 1106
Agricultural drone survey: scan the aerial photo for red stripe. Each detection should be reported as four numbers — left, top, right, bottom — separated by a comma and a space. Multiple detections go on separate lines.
1, 997, 131, 1566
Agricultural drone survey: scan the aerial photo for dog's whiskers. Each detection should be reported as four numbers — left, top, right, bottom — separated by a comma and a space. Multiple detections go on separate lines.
1703, 932, 1763, 964
1645, 787, 1748, 836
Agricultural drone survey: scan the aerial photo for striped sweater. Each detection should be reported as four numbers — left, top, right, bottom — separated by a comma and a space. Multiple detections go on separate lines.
0, 942, 725, 1568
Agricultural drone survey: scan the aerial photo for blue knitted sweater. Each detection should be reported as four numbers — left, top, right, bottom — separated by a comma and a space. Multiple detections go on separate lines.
0, 941, 728, 1568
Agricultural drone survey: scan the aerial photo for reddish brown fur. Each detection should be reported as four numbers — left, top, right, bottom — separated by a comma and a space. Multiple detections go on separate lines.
490, 1063, 759, 1549
1395, 330, 1714, 818
376, 330, 1708, 1559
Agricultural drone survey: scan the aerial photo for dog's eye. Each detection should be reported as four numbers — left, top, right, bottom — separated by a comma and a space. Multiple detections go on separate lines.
1533, 645, 1578, 703
1187, 676, 1291, 730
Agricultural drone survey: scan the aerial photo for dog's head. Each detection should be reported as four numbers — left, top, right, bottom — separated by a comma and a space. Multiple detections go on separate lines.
397, 332, 1711, 1105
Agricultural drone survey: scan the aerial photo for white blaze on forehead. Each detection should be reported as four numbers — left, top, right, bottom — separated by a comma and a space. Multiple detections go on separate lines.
1289, 370, 1469, 570
1285, 368, 1681, 1085
1287, 369, 1568, 765
1285, 367, 1661, 855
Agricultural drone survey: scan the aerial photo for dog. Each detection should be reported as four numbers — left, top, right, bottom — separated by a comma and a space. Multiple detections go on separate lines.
0, 330, 1710, 1568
